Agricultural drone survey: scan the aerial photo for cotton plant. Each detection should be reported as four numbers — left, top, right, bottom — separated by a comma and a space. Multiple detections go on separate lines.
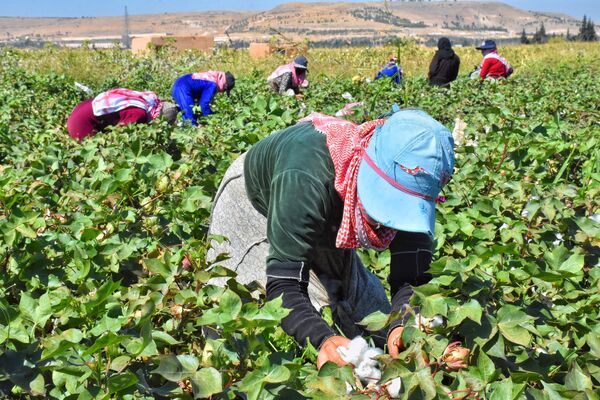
337, 337, 402, 398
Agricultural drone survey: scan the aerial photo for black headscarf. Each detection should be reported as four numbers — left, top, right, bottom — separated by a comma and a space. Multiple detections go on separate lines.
436, 37, 455, 59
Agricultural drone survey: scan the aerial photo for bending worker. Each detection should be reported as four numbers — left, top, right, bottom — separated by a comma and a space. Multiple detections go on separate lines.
375, 55, 402, 84
171, 71, 235, 126
208, 108, 455, 367
475, 39, 513, 79
67, 88, 178, 141
428, 37, 461, 87
267, 56, 309, 96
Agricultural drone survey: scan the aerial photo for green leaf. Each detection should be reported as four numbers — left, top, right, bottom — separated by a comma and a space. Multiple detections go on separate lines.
144, 258, 173, 279
263, 364, 291, 383
448, 299, 482, 327
29, 373, 46, 396
489, 378, 513, 400
496, 305, 532, 346
416, 367, 436, 400
191, 367, 223, 399
107, 372, 138, 394
152, 354, 200, 383
196, 289, 242, 326
421, 295, 449, 317
558, 253, 584, 275
358, 311, 390, 331
477, 351, 496, 383
565, 362, 592, 391
82, 333, 129, 357
181, 186, 212, 212
19, 292, 52, 327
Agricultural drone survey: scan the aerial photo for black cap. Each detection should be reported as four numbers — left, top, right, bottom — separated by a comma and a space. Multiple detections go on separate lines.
225, 72, 235, 97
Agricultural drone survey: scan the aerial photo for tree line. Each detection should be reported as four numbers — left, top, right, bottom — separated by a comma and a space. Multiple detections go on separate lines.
521, 15, 598, 44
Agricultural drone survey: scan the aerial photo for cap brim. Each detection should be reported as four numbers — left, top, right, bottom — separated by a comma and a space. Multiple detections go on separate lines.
357, 144, 436, 237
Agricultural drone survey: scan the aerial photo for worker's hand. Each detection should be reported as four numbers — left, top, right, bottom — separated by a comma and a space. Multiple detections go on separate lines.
316, 335, 351, 369
295, 93, 304, 99
387, 326, 405, 358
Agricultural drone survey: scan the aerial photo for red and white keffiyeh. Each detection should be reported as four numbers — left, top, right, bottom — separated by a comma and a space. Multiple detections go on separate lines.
92, 88, 162, 120
192, 71, 227, 92
299, 113, 397, 249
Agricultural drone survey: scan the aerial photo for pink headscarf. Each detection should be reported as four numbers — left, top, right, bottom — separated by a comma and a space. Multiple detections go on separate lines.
192, 71, 227, 92
268, 63, 308, 88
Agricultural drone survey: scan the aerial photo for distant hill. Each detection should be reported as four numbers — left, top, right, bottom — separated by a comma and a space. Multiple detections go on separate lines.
0, 1, 583, 47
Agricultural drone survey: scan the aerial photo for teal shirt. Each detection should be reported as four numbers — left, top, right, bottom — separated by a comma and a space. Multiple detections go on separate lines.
244, 123, 345, 267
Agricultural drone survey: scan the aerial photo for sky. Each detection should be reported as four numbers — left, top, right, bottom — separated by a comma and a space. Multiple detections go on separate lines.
1, 0, 598, 20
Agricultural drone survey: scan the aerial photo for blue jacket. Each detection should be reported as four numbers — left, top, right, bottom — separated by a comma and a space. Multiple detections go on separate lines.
375, 64, 402, 84
171, 74, 218, 126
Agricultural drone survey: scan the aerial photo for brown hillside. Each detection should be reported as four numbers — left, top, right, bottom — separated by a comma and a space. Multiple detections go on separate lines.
0, 1, 582, 45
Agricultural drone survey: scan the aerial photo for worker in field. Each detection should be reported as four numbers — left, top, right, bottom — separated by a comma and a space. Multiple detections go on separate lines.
375, 55, 402, 84
67, 88, 178, 141
208, 108, 456, 368
474, 39, 513, 79
171, 71, 235, 126
428, 37, 461, 87
267, 56, 309, 96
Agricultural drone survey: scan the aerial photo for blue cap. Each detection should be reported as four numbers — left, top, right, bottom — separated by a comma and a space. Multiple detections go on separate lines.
357, 109, 454, 237
476, 39, 497, 50
293, 55, 308, 69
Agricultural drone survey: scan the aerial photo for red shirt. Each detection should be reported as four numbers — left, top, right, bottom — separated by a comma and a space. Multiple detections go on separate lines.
479, 52, 510, 79
67, 98, 149, 141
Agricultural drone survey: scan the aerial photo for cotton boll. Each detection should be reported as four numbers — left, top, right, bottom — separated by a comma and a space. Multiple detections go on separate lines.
345, 382, 353, 394
552, 233, 563, 246
337, 337, 369, 365
354, 364, 381, 384
430, 315, 445, 328
590, 214, 600, 223
342, 92, 354, 101
362, 348, 383, 366
75, 82, 94, 96
285, 89, 296, 96
452, 117, 467, 147
385, 378, 402, 398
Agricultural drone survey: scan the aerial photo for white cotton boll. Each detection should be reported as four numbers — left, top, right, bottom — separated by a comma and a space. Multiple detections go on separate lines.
430, 315, 445, 328
386, 378, 402, 398
499, 223, 509, 231
365, 78, 372, 83
337, 337, 369, 365
452, 117, 467, 148
362, 348, 383, 365
355, 364, 381, 384
75, 82, 93, 96
552, 233, 563, 246
521, 209, 530, 218
285, 89, 296, 96
342, 92, 354, 101
590, 214, 600, 223
345, 382, 353, 394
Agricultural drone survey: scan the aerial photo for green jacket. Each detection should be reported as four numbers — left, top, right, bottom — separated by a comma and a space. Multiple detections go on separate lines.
244, 122, 346, 268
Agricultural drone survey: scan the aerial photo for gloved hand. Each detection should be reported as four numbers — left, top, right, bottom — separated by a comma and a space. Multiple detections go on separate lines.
317, 335, 352, 369
387, 326, 404, 358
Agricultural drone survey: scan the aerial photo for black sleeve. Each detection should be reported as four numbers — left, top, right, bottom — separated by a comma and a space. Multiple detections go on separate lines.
387, 231, 433, 334
450, 55, 461, 81
266, 262, 336, 349
428, 53, 440, 79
